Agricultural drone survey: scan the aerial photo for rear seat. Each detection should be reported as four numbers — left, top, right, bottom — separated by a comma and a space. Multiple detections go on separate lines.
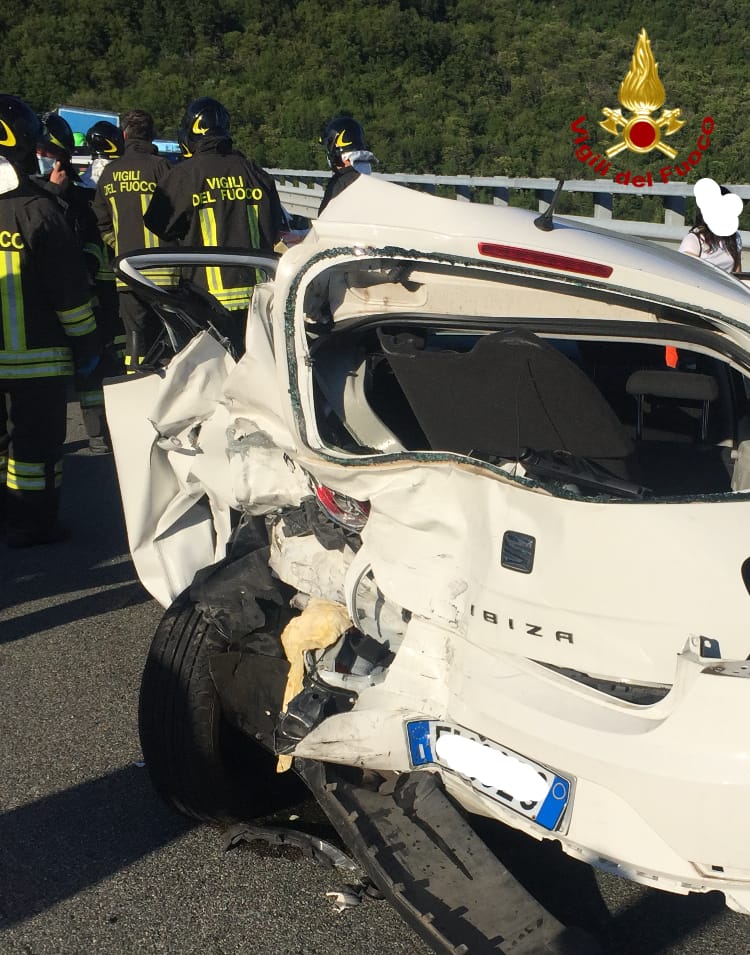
378, 327, 637, 479
625, 368, 731, 495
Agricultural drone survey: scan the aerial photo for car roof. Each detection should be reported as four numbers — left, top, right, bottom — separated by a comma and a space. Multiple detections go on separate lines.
306, 175, 750, 331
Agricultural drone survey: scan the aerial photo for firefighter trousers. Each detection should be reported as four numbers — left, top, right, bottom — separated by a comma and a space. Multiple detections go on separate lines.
118, 291, 162, 373
0, 377, 68, 533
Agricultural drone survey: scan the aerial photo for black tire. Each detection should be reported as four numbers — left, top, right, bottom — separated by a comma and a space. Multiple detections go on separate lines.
138, 593, 281, 823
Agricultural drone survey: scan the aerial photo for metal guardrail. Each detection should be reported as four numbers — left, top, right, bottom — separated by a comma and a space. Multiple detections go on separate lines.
269, 169, 750, 264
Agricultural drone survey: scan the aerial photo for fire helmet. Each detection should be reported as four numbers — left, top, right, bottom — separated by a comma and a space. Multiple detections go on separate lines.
176, 127, 192, 159
180, 97, 230, 152
0, 95, 43, 172
39, 112, 75, 159
320, 116, 367, 169
86, 121, 124, 158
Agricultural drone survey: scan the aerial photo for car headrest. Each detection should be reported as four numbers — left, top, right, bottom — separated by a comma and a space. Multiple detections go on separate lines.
625, 370, 719, 403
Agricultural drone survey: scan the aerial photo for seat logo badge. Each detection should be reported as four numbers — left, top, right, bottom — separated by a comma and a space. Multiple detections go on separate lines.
599, 28, 684, 159
0, 120, 17, 148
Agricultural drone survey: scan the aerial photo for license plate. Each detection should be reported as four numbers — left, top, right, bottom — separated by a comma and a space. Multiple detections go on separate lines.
406, 720, 571, 831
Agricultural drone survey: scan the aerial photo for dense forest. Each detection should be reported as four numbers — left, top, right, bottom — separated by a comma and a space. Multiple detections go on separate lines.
2, 0, 748, 187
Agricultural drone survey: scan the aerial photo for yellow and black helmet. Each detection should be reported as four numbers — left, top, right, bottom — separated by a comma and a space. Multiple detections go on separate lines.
39, 112, 75, 159
86, 121, 124, 159
320, 115, 367, 170
180, 97, 230, 153
0, 95, 42, 172
176, 127, 192, 159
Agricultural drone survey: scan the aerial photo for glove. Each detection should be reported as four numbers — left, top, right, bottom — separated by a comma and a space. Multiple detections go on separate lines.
75, 354, 101, 378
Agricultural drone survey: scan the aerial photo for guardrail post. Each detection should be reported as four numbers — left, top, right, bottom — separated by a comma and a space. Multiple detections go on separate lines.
493, 186, 509, 207
537, 189, 554, 213
663, 195, 686, 228
455, 184, 471, 203
593, 192, 613, 220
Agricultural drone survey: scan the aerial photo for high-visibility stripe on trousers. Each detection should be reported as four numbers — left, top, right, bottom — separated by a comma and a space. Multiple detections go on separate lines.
0, 377, 67, 533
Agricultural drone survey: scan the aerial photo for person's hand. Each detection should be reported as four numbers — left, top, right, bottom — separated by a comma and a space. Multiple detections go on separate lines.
50, 160, 68, 186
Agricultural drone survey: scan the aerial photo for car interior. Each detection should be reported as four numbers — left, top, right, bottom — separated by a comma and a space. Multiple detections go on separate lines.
310, 320, 748, 500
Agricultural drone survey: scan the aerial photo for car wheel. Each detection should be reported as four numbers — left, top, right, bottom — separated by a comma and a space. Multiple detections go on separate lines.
138, 593, 282, 824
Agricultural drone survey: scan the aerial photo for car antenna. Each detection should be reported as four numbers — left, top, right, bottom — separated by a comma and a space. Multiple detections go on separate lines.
534, 178, 565, 231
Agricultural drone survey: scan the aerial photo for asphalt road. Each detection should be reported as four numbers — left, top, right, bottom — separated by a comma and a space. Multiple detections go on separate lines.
1, 399, 749, 955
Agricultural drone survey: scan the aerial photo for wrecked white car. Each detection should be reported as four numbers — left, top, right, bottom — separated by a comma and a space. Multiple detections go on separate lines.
106, 175, 750, 954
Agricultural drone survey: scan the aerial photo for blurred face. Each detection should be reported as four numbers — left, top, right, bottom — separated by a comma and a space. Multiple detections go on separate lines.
36, 147, 58, 175
36, 146, 69, 183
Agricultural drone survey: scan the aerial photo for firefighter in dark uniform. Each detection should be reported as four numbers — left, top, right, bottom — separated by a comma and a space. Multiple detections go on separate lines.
82, 121, 127, 372
81, 120, 124, 188
0, 95, 101, 548
34, 113, 114, 452
318, 115, 377, 216
144, 97, 284, 349
34, 113, 102, 262
93, 109, 173, 372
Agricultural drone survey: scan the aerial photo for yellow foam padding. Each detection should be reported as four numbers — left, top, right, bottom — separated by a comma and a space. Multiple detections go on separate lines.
276, 597, 351, 772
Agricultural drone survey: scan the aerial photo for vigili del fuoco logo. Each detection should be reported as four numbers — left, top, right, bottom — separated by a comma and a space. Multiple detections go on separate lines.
570, 29, 714, 187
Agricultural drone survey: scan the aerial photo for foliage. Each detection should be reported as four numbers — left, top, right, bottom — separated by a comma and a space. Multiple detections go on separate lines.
2, 0, 748, 184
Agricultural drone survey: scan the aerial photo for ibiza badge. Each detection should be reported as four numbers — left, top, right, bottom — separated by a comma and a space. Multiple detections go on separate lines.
599, 29, 684, 159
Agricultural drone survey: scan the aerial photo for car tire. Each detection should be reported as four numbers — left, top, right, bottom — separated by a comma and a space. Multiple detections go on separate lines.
138, 593, 282, 824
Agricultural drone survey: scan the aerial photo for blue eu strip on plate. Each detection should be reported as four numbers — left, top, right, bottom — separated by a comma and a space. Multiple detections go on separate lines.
406, 720, 434, 765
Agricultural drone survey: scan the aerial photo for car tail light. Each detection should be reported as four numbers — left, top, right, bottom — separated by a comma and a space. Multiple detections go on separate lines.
478, 242, 613, 278
314, 484, 370, 530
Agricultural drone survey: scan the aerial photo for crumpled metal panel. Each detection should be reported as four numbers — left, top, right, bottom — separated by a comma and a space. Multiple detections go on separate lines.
223, 283, 309, 512
269, 521, 355, 606
105, 331, 236, 606
226, 417, 309, 514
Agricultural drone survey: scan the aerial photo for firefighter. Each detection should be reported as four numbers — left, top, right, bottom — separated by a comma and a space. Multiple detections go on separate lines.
81, 120, 127, 372
34, 113, 101, 265
144, 97, 284, 349
93, 109, 173, 372
35, 113, 115, 452
318, 115, 377, 215
0, 95, 101, 548
80, 120, 124, 187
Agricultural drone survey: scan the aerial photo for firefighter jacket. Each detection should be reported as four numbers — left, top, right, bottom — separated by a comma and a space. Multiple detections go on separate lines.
0, 176, 99, 382
34, 171, 103, 282
36, 173, 121, 350
144, 138, 284, 311
92, 139, 174, 289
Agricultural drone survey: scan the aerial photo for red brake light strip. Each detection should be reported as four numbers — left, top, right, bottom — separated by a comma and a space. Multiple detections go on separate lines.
478, 242, 613, 278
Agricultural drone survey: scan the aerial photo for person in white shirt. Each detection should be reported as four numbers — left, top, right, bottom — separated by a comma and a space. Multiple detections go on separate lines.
678, 184, 742, 273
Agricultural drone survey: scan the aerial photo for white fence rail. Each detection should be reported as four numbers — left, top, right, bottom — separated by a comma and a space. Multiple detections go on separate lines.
270, 169, 750, 264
